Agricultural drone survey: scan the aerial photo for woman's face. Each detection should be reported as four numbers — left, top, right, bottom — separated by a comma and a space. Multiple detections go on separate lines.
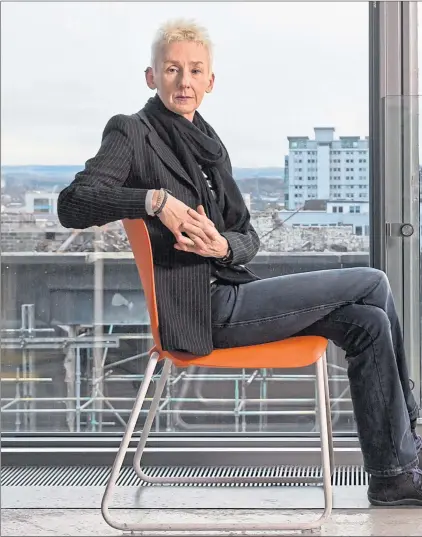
146, 41, 214, 121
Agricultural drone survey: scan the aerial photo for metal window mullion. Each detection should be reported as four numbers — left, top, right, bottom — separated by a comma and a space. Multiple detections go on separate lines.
382, 2, 404, 323
400, 2, 420, 406
369, 2, 384, 272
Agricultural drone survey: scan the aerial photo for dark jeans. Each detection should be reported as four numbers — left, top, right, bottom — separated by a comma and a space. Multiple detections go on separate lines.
211, 267, 420, 477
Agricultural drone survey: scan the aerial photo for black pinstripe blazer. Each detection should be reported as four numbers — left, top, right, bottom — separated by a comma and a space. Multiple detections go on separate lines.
57, 110, 260, 355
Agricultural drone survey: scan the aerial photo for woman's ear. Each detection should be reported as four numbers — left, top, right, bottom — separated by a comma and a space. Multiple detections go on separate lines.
205, 73, 215, 94
145, 67, 157, 90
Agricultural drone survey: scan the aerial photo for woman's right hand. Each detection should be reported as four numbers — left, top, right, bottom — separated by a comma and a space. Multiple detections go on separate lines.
155, 191, 211, 246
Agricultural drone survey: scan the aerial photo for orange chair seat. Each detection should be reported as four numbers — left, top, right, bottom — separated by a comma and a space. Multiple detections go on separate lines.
164, 335, 328, 369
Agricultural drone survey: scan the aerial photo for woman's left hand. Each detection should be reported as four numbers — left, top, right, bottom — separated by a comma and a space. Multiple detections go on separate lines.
174, 205, 229, 259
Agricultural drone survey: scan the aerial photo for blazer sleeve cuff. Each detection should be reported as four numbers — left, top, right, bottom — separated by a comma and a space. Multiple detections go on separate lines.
145, 189, 156, 216
220, 231, 246, 265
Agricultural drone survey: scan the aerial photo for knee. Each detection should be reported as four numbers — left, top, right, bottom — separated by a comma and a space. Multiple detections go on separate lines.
363, 305, 391, 334
360, 267, 388, 284
341, 304, 391, 350
360, 267, 391, 299
343, 306, 391, 366
352, 307, 391, 358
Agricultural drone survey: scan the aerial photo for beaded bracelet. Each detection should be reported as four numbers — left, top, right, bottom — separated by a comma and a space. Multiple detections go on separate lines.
153, 189, 168, 216
152, 189, 164, 213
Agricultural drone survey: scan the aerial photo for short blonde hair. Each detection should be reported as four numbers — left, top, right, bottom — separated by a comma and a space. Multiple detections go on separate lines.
151, 19, 213, 70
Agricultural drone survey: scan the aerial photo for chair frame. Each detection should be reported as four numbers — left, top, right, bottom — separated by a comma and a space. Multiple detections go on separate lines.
101, 351, 334, 535
101, 219, 334, 535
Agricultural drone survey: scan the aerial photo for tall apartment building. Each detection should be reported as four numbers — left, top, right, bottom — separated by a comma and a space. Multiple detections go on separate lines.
285, 127, 369, 210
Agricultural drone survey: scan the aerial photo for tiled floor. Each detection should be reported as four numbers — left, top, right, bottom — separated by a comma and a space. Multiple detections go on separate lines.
2, 508, 422, 536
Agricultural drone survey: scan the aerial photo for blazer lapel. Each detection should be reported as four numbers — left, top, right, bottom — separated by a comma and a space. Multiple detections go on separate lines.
137, 111, 199, 198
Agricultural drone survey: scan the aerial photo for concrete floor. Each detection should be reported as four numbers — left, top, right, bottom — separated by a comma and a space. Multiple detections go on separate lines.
2, 508, 422, 536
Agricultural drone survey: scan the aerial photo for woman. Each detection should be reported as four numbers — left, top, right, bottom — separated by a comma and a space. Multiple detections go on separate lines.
58, 19, 422, 506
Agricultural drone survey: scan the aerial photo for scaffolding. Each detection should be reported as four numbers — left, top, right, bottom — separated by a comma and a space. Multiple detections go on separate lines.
1, 304, 354, 434
0, 220, 365, 435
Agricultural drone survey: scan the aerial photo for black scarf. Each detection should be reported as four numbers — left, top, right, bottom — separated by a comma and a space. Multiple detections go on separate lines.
144, 94, 250, 235
144, 95, 259, 284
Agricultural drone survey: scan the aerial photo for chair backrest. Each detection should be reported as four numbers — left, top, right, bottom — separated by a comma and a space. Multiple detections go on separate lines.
122, 219, 162, 351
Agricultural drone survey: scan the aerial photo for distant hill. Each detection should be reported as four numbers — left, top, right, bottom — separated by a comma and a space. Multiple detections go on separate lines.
1, 165, 81, 192
1, 165, 81, 177
1, 165, 285, 191
233, 167, 284, 180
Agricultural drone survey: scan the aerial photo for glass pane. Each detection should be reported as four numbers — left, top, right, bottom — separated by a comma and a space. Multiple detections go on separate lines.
1, 2, 369, 434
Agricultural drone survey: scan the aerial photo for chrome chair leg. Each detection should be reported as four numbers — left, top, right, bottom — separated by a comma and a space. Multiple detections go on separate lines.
133, 352, 330, 488
315, 353, 334, 525
322, 352, 335, 476
133, 359, 172, 480
101, 352, 158, 532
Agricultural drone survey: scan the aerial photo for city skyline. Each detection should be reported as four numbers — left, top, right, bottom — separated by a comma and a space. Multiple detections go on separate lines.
0, 125, 370, 171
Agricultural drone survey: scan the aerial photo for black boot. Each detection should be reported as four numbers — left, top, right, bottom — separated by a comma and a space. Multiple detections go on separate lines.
368, 468, 422, 506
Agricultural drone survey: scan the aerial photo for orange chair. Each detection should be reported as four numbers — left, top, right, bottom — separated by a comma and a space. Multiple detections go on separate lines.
101, 219, 334, 534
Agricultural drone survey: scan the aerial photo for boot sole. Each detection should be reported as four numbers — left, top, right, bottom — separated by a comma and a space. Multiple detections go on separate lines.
368, 496, 422, 507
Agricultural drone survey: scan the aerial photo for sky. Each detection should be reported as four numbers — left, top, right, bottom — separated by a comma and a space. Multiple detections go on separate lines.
0, 2, 417, 168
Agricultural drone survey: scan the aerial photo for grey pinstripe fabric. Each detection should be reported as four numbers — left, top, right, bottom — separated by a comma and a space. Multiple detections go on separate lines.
57, 110, 259, 355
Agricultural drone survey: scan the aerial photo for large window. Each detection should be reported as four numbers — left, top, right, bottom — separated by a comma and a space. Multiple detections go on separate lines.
1, 2, 372, 437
